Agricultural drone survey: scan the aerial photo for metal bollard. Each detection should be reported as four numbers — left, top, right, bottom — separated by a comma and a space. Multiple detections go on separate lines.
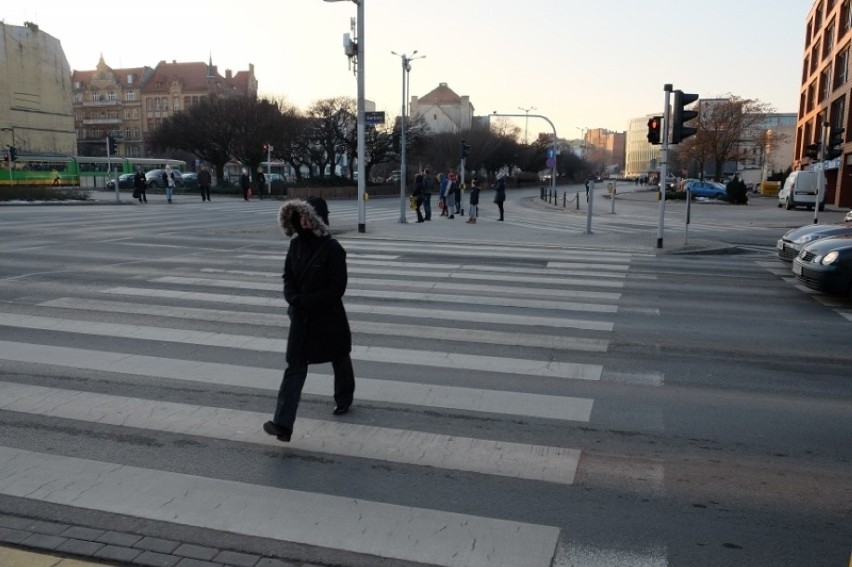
563, 192, 567, 207
575, 193, 580, 210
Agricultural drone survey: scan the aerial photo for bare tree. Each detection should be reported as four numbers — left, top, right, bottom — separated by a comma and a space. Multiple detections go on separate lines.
675, 95, 774, 181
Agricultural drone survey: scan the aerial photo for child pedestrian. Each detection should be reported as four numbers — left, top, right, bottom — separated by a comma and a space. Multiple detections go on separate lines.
466, 177, 480, 224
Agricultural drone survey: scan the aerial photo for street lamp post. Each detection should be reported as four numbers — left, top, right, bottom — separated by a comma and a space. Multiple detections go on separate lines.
518, 106, 536, 145
492, 112, 557, 196
391, 50, 424, 223
324, 0, 366, 233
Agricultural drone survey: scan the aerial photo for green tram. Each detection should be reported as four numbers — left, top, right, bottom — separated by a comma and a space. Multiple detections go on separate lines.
0, 154, 186, 188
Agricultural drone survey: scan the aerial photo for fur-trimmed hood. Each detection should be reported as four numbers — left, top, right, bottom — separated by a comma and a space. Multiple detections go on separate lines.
278, 199, 331, 238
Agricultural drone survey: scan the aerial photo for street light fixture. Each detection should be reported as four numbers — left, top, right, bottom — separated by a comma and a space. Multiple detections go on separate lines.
518, 106, 536, 144
324, 0, 366, 233
491, 111, 557, 195
391, 49, 425, 223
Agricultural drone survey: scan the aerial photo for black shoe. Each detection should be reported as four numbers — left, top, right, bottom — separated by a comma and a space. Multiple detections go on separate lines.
263, 421, 291, 442
332, 405, 350, 416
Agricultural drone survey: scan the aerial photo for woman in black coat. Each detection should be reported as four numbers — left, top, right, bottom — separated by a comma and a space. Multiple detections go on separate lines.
493, 175, 506, 221
264, 197, 355, 442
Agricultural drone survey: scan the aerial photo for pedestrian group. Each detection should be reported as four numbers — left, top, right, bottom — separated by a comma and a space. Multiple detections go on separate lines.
411, 168, 507, 224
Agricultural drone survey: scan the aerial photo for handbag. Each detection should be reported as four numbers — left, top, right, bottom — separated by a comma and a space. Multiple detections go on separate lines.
408, 195, 417, 210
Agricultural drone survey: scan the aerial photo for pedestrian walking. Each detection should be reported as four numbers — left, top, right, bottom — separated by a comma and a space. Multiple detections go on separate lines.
133, 167, 147, 203
448, 172, 460, 219
466, 177, 481, 224
422, 168, 434, 221
198, 164, 212, 202
256, 167, 266, 198
240, 168, 252, 201
493, 173, 507, 221
438, 172, 448, 216
164, 165, 176, 203
412, 171, 425, 222
263, 196, 356, 443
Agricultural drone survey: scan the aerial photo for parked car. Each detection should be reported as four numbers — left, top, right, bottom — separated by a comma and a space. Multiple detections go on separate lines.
683, 180, 727, 199
792, 234, 852, 298
145, 169, 184, 189
777, 221, 852, 261
778, 170, 826, 210
105, 173, 135, 190
845, 209, 852, 222
181, 172, 198, 188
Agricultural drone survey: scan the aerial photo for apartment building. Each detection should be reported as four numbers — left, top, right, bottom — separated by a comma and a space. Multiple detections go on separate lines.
72, 57, 257, 158
797, 0, 852, 206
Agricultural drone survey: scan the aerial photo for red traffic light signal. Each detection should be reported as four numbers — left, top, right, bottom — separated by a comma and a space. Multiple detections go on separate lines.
647, 116, 662, 145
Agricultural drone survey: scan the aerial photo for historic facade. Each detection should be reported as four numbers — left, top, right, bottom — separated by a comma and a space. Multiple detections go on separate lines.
410, 83, 474, 134
72, 57, 257, 157
0, 22, 76, 155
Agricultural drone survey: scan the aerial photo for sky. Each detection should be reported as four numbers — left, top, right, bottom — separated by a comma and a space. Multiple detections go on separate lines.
4, 0, 811, 140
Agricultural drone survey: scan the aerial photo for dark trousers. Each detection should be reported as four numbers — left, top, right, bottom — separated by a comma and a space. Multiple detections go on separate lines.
273, 353, 355, 432
496, 202, 504, 220
200, 185, 211, 201
422, 194, 432, 220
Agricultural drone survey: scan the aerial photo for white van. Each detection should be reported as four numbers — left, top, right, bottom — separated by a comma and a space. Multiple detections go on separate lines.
778, 171, 826, 211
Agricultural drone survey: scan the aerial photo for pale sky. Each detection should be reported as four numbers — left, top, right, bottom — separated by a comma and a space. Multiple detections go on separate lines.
5, 0, 809, 139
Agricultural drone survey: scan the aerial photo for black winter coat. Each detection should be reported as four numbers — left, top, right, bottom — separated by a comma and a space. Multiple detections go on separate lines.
279, 200, 352, 365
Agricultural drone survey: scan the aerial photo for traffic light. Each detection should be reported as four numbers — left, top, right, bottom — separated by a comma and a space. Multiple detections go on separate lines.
671, 90, 699, 144
107, 136, 117, 155
460, 139, 470, 158
647, 116, 662, 145
804, 143, 821, 160
8, 145, 17, 162
826, 127, 845, 159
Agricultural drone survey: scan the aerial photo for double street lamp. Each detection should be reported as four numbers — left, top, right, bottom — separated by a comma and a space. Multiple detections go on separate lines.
518, 106, 536, 145
391, 50, 425, 223
324, 0, 366, 233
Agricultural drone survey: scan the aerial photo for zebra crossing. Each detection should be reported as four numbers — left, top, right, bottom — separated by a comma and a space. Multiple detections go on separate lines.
0, 229, 668, 566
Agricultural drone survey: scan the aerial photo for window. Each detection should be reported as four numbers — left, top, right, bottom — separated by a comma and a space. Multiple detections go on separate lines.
844, 1, 852, 32
91, 92, 101, 102
820, 66, 833, 101
811, 42, 821, 73
173, 96, 179, 111
132, 109, 139, 119
835, 44, 849, 87
106, 91, 116, 102
831, 96, 846, 134
73, 93, 82, 103
808, 81, 817, 111
124, 109, 131, 119
125, 91, 136, 102
824, 23, 835, 59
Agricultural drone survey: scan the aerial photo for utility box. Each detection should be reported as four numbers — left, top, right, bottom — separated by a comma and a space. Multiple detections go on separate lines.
759, 181, 780, 195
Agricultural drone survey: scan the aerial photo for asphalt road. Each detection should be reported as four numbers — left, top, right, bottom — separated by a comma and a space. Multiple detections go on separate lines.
0, 187, 849, 567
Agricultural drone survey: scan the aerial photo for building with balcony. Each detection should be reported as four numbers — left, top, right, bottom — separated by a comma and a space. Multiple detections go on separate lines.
796, 0, 852, 206
72, 56, 257, 158
0, 21, 76, 155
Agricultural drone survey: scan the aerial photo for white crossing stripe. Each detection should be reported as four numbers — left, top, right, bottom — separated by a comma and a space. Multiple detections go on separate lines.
0, 340, 595, 421
0, 382, 582, 484
39, 298, 609, 352
0, 314, 602, 379
0, 447, 560, 567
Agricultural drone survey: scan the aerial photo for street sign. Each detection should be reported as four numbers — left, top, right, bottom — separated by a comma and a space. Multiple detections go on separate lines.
365, 111, 385, 125
546, 158, 556, 168
547, 148, 555, 159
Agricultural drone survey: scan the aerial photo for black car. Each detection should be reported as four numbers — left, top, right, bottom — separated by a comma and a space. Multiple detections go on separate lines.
792, 234, 852, 298
105, 173, 135, 190
181, 172, 198, 188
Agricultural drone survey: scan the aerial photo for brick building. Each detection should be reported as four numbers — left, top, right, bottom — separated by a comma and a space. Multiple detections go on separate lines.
796, 0, 852, 207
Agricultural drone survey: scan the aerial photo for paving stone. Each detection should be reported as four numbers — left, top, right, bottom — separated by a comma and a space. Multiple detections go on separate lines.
21, 533, 66, 550
255, 558, 300, 567
96, 530, 143, 547
135, 550, 183, 567
56, 537, 105, 556
213, 549, 260, 566
134, 536, 181, 554
60, 526, 105, 541
0, 515, 33, 530
175, 558, 223, 567
94, 544, 143, 563
29, 520, 70, 535
0, 526, 30, 545
174, 543, 218, 561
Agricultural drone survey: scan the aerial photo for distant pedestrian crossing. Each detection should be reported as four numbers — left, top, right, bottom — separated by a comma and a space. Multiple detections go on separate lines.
0, 232, 667, 566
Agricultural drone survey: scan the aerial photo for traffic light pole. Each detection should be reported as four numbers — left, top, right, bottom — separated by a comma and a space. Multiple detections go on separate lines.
106, 136, 118, 203
814, 121, 828, 225
656, 84, 673, 249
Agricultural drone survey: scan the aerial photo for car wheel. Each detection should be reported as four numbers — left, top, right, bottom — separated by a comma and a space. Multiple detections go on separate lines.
818, 203, 825, 211
785, 197, 793, 210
